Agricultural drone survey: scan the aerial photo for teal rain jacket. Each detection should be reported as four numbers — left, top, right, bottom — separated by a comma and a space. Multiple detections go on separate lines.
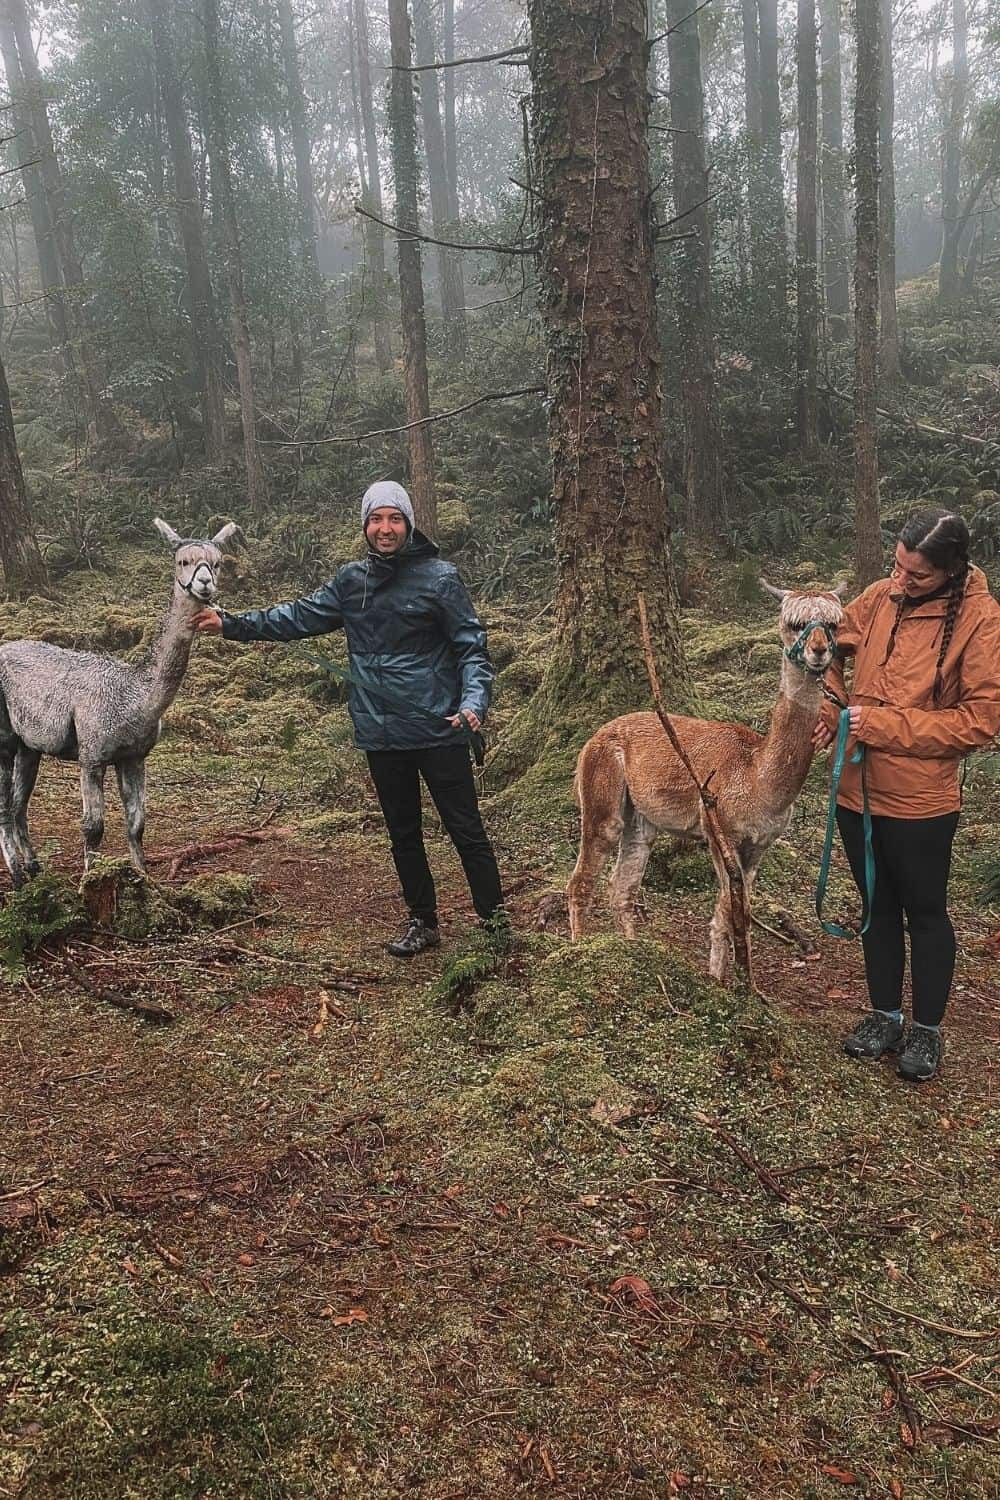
220, 530, 494, 752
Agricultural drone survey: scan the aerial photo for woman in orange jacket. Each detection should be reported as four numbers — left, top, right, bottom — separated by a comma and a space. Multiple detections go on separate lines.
814, 509, 1000, 1081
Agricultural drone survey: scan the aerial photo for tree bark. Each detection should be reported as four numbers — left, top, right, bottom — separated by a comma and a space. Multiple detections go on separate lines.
0, 349, 47, 597
413, 0, 466, 361
796, 0, 820, 450
387, 0, 435, 536
275, 0, 325, 340
203, 0, 267, 510
3, 0, 112, 441
938, 0, 967, 305
878, 0, 900, 380
854, 0, 882, 586
757, 0, 790, 342
148, 0, 227, 464
741, 0, 761, 142
525, 0, 689, 719
353, 0, 393, 374
666, 0, 725, 531
819, 0, 849, 340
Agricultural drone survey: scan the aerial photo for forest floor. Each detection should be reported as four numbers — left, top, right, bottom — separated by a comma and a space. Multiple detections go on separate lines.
0, 557, 998, 1499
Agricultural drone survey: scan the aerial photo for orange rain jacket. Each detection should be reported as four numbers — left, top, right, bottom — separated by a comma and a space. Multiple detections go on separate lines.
819, 564, 1000, 818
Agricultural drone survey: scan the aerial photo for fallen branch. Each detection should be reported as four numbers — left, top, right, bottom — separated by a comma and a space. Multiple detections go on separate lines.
61, 957, 174, 1024
147, 807, 285, 879
859, 1292, 1000, 1341
850, 1333, 923, 1447
638, 592, 752, 986
823, 382, 990, 448
261, 385, 545, 449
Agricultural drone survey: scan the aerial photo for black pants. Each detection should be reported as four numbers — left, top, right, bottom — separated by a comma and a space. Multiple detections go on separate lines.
836, 806, 959, 1027
366, 745, 503, 924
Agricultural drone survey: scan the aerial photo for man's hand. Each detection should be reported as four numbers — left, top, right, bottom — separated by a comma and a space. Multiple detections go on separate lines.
812, 719, 835, 751
192, 608, 223, 634
448, 708, 481, 732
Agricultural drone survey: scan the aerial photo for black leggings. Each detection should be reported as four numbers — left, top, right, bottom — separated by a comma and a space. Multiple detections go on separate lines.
366, 745, 503, 924
835, 806, 959, 1027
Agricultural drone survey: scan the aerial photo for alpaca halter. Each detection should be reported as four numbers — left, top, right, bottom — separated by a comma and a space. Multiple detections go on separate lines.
783, 620, 838, 675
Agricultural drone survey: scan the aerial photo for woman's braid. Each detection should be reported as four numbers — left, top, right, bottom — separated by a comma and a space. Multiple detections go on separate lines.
933, 570, 968, 703
880, 595, 907, 667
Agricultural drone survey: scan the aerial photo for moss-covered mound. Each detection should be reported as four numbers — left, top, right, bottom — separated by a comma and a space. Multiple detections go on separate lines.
79, 859, 185, 941
175, 873, 257, 928
0, 874, 85, 979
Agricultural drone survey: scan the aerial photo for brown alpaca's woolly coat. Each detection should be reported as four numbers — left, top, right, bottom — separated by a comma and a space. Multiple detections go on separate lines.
819, 564, 1000, 817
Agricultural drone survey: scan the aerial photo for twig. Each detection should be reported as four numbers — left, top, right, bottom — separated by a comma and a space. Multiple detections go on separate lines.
823, 382, 989, 447
649, 0, 717, 46
694, 1114, 789, 1201
390, 44, 530, 72
353, 203, 535, 255
859, 1292, 1000, 1341
262, 386, 545, 449
850, 1332, 923, 1445
751, 912, 797, 947
637, 593, 752, 986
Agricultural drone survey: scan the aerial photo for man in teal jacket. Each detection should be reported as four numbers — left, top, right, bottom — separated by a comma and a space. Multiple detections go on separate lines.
194, 481, 504, 956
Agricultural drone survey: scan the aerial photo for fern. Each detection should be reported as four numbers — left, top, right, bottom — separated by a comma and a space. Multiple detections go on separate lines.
0, 875, 85, 980
432, 914, 513, 1009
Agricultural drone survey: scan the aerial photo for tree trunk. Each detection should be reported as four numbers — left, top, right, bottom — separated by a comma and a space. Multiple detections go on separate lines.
203, 0, 267, 510
387, 0, 435, 536
525, 0, 689, 722
878, 0, 900, 380
741, 0, 761, 141
757, 0, 790, 342
148, 0, 227, 464
2, 0, 112, 440
854, 0, 882, 586
0, 349, 47, 597
819, 0, 849, 340
412, 0, 466, 361
666, 0, 725, 532
0, 15, 69, 356
275, 0, 325, 340
443, 0, 460, 225
796, 0, 819, 450
938, 0, 967, 304
354, 0, 393, 374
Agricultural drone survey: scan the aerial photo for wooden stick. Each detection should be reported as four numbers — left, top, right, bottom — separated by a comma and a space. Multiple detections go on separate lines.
61, 957, 174, 1023
637, 593, 752, 986
261, 384, 546, 450
695, 1114, 789, 1201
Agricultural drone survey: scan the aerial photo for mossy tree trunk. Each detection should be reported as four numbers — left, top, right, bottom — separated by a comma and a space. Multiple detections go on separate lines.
524, 0, 688, 731
756, 0, 790, 350
878, 0, 901, 381
413, 0, 466, 362
353, 0, 393, 374
666, 0, 725, 534
938, 0, 967, 306
853, 0, 882, 586
276, 0, 325, 343
0, 351, 47, 597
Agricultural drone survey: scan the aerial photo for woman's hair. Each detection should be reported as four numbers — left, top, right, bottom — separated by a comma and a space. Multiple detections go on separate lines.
883, 508, 971, 701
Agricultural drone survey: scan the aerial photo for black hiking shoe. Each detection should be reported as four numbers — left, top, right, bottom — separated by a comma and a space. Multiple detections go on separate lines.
843, 1011, 905, 1060
897, 1025, 942, 1083
386, 918, 441, 959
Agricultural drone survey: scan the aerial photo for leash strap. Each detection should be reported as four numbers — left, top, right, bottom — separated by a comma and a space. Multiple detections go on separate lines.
294, 644, 485, 765
816, 707, 875, 939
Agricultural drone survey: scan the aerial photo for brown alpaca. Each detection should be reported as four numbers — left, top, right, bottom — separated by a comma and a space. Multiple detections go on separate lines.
567, 581, 848, 983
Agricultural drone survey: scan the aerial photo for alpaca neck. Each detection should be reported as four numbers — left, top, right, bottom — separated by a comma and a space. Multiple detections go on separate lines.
752, 657, 824, 814
144, 585, 199, 715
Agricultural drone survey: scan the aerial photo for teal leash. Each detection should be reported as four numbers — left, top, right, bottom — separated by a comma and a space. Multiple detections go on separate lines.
294, 643, 485, 764
816, 706, 876, 939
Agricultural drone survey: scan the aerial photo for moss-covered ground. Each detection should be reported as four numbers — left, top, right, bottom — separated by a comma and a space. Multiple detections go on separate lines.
1, 528, 998, 1499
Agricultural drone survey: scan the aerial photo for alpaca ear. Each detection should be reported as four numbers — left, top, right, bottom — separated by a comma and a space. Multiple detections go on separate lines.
211, 521, 240, 549
153, 517, 183, 549
759, 578, 790, 601
833, 579, 850, 599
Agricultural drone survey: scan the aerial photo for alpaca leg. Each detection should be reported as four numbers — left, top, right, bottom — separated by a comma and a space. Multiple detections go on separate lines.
80, 763, 108, 870
568, 739, 627, 938
115, 759, 147, 873
608, 812, 657, 939
12, 746, 42, 877
0, 747, 26, 889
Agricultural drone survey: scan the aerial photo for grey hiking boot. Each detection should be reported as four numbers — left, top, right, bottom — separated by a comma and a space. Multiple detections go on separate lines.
897, 1025, 942, 1083
386, 917, 441, 959
843, 1010, 905, 1060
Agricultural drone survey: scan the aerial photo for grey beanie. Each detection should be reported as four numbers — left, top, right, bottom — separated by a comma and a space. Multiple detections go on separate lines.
361, 480, 415, 533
